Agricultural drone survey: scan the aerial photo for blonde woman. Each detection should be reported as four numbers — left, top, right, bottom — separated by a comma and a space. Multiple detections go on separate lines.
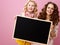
15, 0, 38, 45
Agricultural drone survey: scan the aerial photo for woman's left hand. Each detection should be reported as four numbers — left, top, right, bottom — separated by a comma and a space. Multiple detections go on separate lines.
50, 30, 56, 39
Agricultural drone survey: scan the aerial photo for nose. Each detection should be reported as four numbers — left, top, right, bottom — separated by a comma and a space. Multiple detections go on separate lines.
49, 8, 52, 12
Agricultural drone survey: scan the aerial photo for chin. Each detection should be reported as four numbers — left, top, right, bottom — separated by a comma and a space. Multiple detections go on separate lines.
47, 13, 51, 15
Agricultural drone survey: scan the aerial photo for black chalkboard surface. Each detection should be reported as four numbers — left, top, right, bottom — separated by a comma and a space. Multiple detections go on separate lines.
14, 16, 51, 44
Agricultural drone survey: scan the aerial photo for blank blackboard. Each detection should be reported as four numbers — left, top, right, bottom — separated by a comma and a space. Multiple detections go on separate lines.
14, 16, 51, 44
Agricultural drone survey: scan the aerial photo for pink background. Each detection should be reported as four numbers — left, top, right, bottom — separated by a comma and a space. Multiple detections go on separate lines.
0, 0, 60, 45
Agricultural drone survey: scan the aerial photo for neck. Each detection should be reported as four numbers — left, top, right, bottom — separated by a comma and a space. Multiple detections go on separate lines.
46, 15, 51, 21
28, 11, 33, 14
25, 11, 34, 18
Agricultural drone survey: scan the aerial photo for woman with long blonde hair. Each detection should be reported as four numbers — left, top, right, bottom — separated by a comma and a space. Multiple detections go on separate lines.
15, 0, 38, 45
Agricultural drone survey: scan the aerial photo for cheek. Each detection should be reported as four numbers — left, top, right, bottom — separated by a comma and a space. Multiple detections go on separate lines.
50, 10, 54, 14
32, 6, 35, 9
46, 8, 49, 12
51, 10, 54, 13
32, 7, 35, 11
46, 9, 48, 13
27, 6, 30, 9
27, 6, 30, 11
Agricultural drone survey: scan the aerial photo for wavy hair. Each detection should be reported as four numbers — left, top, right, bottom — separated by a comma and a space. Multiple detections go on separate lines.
38, 2, 59, 25
24, 0, 37, 15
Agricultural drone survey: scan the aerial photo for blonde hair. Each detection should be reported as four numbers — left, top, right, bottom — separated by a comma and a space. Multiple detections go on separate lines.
24, 0, 37, 15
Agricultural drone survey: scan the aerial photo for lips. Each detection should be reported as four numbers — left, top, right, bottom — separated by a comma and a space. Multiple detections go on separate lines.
47, 10, 51, 14
29, 8, 33, 10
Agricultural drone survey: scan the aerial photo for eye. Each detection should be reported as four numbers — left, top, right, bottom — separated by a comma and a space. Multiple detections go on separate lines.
47, 7, 50, 9
51, 8, 54, 10
29, 4, 30, 6
32, 5, 35, 7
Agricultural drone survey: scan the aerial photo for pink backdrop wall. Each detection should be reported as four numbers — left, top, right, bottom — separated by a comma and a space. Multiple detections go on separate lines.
0, 0, 60, 45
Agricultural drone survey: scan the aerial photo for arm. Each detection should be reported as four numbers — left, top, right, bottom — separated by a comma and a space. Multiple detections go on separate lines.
50, 24, 59, 39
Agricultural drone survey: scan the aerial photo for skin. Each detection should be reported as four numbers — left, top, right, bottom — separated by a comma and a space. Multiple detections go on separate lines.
27, 2, 35, 13
46, 4, 54, 16
46, 4, 56, 39
46, 4, 54, 21
15, 2, 37, 45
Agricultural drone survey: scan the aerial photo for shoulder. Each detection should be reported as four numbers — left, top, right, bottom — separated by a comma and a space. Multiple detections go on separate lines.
16, 12, 25, 17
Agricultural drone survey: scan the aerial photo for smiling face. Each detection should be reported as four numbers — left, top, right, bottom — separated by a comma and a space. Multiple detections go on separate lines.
27, 2, 35, 13
46, 4, 54, 15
